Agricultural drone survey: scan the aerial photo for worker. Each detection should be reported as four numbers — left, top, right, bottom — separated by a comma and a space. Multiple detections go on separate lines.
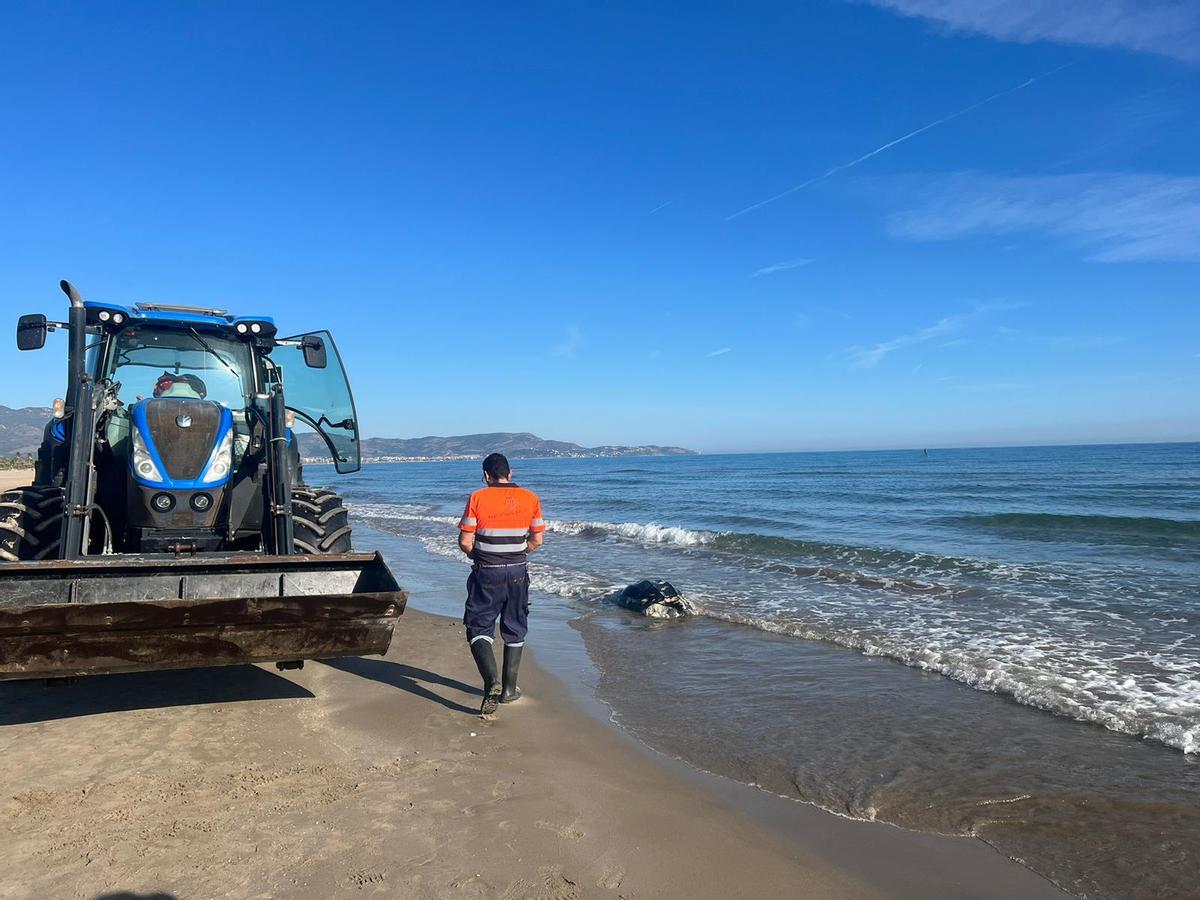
153, 372, 207, 399
457, 452, 545, 716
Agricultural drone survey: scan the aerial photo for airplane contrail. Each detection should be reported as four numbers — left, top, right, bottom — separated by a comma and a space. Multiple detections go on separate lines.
725, 63, 1074, 222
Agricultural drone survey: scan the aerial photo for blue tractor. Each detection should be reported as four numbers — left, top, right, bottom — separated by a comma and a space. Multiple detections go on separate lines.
0, 281, 404, 681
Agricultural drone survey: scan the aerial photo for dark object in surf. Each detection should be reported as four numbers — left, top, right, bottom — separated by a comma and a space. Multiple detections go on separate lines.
615, 580, 697, 619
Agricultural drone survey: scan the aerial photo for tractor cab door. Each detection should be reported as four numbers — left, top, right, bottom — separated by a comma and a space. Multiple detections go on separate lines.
274, 331, 361, 474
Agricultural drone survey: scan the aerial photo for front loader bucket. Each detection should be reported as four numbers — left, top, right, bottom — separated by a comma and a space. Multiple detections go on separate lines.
0, 552, 405, 681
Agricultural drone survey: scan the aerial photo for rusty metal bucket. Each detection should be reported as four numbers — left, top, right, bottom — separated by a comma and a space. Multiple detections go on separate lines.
0, 552, 405, 681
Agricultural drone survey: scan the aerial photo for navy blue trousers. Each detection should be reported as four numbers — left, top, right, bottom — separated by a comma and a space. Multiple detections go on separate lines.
464, 564, 529, 645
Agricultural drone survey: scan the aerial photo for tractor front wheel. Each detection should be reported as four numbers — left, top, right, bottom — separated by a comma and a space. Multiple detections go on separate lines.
0, 485, 65, 562
292, 487, 352, 554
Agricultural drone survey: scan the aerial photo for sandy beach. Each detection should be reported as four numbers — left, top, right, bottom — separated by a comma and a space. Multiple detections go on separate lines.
2, 465, 1060, 898
0, 593, 1061, 899
0, 470, 34, 491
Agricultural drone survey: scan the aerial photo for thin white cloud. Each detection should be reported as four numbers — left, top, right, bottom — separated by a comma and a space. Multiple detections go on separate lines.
648, 198, 677, 215
862, 0, 1200, 63
725, 65, 1068, 221
848, 315, 962, 368
706, 347, 733, 358
842, 302, 1025, 369
551, 325, 585, 357
887, 172, 1200, 262
751, 257, 815, 277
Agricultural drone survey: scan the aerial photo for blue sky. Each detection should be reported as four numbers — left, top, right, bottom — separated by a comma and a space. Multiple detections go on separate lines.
1, 1, 1197, 452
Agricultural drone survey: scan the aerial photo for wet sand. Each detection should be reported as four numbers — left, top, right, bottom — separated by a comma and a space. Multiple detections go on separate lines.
0, 605, 1062, 899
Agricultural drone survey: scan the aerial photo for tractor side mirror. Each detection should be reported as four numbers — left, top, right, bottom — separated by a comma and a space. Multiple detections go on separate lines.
302, 334, 327, 369
16, 314, 47, 351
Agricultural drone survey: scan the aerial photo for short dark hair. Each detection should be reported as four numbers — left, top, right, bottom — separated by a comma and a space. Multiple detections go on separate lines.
482, 452, 510, 480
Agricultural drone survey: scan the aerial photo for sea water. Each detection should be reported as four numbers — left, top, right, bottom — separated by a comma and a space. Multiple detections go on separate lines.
314, 442, 1200, 898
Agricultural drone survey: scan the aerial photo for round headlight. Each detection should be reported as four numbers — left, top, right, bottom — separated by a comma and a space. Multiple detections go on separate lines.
98, 310, 111, 322
250, 322, 262, 334
137, 460, 157, 477
190, 493, 212, 512
236, 323, 248, 334
151, 492, 175, 512
112, 313, 124, 324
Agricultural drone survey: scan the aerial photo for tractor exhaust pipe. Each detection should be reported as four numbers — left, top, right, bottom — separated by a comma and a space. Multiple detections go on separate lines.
60, 280, 87, 409
60, 279, 85, 307
58, 280, 95, 559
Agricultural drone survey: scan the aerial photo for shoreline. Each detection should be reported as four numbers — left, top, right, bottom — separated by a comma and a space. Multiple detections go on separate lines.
0, 603, 1061, 899
6, 460, 1191, 896
363, 527, 1067, 898
356, 508, 1196, 899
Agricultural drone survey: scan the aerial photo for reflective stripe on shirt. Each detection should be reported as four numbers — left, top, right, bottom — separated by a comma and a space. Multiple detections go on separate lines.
475, 540, 528, 554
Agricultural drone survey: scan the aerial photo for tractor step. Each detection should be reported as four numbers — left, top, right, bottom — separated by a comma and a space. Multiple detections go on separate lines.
0, 552, 405, 681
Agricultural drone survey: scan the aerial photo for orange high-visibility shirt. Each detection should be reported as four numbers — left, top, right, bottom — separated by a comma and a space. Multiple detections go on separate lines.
460, 483, 545, 566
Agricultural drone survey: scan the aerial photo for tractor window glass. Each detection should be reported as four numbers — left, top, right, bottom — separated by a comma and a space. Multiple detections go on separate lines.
107, 329, 251, 409
274, 330, 360, 474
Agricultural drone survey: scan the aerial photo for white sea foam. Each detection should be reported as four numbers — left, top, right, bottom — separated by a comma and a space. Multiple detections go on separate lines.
545, 518, 716, 547
348, 498, 1200, 755
697, 606, 1200, 755
349, 502, 459, 527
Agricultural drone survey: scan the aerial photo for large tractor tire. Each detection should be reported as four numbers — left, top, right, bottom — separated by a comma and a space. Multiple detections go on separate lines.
292, 487, 352, 554
0, 485, 65, 562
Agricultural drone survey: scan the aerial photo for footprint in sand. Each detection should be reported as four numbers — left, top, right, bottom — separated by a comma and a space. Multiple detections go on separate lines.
501, 865, 582, 900
534, 819, 584, 840
347, 868, 386, 888
492, 780, 516, 800
596, 866, 625, 890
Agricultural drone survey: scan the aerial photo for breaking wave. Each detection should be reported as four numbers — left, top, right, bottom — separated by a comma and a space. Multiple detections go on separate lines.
698, 607, 1200, 756
545, 519, 715, 546
348, 499, 1200, 755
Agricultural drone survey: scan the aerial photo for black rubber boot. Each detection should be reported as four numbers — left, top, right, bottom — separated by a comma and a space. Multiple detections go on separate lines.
500, 644, 523, 703
470, 639, 502, 716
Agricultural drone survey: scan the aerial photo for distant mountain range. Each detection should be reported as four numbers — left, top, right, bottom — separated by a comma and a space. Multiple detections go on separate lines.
0, 406, 53, 455
0, 408, 693, 461
298, 431, 695, 461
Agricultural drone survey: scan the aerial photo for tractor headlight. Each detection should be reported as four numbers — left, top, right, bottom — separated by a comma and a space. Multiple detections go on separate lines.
131, 427, 164, 483
201, 429, 234, 483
